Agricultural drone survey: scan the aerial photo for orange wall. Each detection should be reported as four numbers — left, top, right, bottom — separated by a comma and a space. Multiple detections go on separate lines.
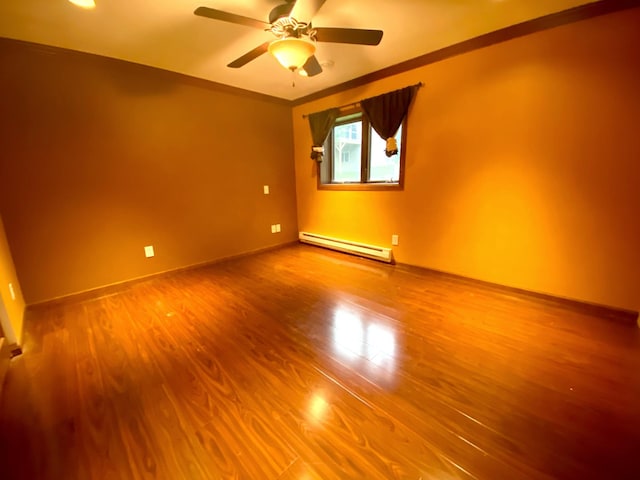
292, 8, 640, 313
0, 40, 297, 304
0, 215, 25, 345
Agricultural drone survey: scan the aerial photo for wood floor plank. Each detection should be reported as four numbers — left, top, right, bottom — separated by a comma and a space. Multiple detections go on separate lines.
276, 279, 640, 478
1, 244, 639, 479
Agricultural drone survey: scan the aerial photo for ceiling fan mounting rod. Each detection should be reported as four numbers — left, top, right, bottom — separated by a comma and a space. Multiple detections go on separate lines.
269, 17, 316, 40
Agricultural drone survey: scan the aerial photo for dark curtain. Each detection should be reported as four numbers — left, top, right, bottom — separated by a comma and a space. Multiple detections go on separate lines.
361, 85, 419, 157
308, 108, 339, 162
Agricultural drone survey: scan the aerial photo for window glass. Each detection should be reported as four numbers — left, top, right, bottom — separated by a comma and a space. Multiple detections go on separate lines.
318, 109, 406, 190
332, 121, 362, 183
369, 125, 401, 183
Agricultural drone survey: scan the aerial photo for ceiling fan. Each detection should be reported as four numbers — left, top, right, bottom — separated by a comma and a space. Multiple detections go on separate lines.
194, 0, 383, 77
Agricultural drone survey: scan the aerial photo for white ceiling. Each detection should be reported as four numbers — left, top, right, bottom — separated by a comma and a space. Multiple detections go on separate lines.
0, 0, 597, 101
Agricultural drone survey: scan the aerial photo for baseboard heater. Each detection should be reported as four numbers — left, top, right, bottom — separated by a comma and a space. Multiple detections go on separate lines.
299, 232, 393, 263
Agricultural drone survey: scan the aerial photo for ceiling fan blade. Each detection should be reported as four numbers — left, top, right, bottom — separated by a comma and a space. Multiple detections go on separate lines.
194, 6, 269, 30
227, 42, 271, 68
315, 27, 383, 46
302, 55, 323, 77
290, 0, 328, 21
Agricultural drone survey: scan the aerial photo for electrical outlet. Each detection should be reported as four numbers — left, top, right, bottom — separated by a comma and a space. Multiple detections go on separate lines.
275, 224, 281, 233
8, 282, 16, 300
391, 234, 399, 246
263, 185, 270, 194
144, 245, 155, 258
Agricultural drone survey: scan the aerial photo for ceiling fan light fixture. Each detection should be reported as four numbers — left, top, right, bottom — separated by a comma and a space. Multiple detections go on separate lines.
268, 37, 315, 71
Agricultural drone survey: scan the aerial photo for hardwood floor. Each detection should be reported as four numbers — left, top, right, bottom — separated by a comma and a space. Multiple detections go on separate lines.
1, 244, 639, 479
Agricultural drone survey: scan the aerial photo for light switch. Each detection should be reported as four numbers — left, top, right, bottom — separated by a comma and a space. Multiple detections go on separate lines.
271, 225, 276, 233
263, 185, 270, 194
144, 245, 155, 258
275, 224, 281, 233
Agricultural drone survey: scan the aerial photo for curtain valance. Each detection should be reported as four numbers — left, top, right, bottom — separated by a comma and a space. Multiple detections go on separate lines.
361, 84, 419, 157
308, 108, 339, 162
304, 82, 421, 161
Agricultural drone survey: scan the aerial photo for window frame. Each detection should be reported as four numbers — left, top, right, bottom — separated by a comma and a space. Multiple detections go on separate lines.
317, 108, 407, 191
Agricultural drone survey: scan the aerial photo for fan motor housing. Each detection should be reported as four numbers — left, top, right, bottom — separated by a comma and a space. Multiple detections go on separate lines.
269, 3, 294, 24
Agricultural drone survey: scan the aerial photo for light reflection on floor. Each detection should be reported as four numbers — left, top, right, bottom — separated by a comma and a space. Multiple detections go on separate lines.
331, 307, 398, 386
308, 392, 330, 424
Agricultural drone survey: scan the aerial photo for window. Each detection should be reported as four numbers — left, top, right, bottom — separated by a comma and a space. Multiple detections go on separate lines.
318, 109, 406, 190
